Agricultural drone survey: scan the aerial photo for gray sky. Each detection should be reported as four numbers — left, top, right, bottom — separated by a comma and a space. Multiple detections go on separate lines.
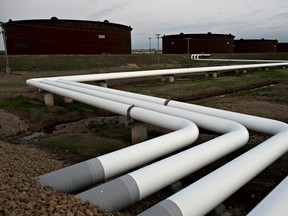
0, 0, 288, 50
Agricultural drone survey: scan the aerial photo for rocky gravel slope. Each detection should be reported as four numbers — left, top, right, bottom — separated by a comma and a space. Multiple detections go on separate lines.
0, 109, 126, 216
0, 140, 127, 216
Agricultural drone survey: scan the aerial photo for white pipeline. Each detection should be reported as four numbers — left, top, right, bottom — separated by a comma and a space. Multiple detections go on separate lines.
26, 62, 288, 215
191, 53, 288, 63
37, 79, 248, 211
248, 176, 288, 216
139, 101, 288, 215
29, 80, 199, 193
28, 62, 288, 83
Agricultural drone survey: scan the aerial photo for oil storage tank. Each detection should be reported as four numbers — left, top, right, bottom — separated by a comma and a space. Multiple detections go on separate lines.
162, 32, 235, 54
234, 39, 277, 53
1, 18, 133, 55
277, 43, 288, 52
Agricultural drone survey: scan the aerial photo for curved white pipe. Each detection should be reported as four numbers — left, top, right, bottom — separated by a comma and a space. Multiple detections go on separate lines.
141, 128, 288, 216
248, 176, 288, 216
139, 102, 288, 215
76, 126, 247, 211
37, 79, 248, 211
28, 80, 199, 193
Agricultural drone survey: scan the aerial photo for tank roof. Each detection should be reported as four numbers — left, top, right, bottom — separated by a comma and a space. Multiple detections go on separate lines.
163, 32, 235, 38
2, 17, 133, 30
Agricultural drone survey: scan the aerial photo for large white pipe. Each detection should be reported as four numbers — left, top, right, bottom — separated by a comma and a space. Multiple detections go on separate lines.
28, 80, 199, 193
29, 79, 248, 197
139, 104, 288, 215
140, 128, 288, 216
42, 79, 246, 133
28, 62, 288, 82
248, 176, 288, 216
76, 126, 247, 211
58, 78, 288, 215
56, 79, 285, 135
37, 79, 248, 211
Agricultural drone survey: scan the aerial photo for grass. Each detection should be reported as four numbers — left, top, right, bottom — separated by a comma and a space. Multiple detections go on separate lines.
1, 53, 288, 74
0, 54, 198, 73
122, 69, 288, 101
0, 95, 105, 126
88, 120, 131, 142
37, 133, 128, 160
0, 95, 39, 112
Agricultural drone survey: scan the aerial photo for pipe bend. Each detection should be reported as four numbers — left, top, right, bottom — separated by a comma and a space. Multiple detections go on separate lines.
75, 118, 248, 212
26, 65, 288, 214
140, 123, 288, 216
30, 80, 199, 193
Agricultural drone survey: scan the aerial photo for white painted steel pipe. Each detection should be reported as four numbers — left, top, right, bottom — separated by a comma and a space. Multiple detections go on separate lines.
30, 79, 248, 200
191, 53, 288, 63
198, 58, 288, 63
140, 128, 288, 216
28, 62, 288, 83
28, 80, 198, 193
39, 79, 248, 211
76, 125, 247, 211
55, 79, 286, 134
248, 176, 288, 216
191, 54, 211, 60
139, 103, 288, 215
43, 79, 246, 133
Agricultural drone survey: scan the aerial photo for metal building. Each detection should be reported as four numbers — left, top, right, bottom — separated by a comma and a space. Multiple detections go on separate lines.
1, 18, 133, 55
234, 39, 278, 53
277, 43, 288, 52
162, 32, 235, 54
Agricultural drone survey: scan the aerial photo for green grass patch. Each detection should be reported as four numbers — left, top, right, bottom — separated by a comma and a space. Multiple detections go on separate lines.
0, 95, 105, 125
88, 120, 131, 142
251, 69, 288, 81
37, 133, 127, 160
0, 95, 42, 111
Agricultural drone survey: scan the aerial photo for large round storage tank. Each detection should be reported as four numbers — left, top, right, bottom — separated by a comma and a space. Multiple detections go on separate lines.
234, 39, 277, 53
1, 18, 133, 55
162, 32, 235, 54
277, 43, 288, 52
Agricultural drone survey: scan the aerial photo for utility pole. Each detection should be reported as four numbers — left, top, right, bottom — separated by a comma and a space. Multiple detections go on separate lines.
148, 37, 151, 54
0, 23, 11, 75
185, 38, 192, 54
155, 34, 161, 52
155, 34, 161, 66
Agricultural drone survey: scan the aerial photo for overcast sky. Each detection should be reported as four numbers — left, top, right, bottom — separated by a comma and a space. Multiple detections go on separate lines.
0, 0, 288, 50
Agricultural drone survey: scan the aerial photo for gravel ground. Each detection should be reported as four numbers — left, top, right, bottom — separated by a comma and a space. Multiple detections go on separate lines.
0, 140, 128, 216
0, 109, 29, 139
0, 109, 126, 216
